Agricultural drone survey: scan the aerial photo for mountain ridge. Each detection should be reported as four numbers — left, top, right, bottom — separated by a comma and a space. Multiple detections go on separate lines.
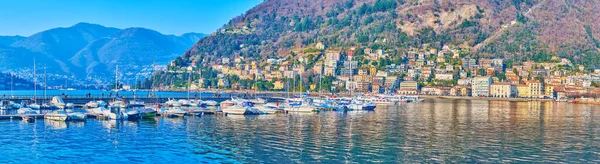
175, 0, 599, 68
0, 22, 206, 85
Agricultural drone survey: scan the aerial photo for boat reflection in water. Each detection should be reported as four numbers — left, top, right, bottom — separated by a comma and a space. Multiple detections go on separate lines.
45, 120, 67, 129
2, 99, 600, 163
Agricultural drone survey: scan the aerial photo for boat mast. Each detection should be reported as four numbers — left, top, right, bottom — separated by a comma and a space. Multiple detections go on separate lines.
44, 69, 47, 103
292, 64, 296, 98
349, 52, 353, 99
254, 70, 258, 99
10, 72, 13, 98
319, 71, 322, 98
115, 65, 118, 98
198, 66, 202, 101
33, 58, 37, 104
187, 69, 191, 100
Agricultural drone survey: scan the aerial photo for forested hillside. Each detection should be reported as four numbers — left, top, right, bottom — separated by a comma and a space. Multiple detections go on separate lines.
176, 0, 599, 68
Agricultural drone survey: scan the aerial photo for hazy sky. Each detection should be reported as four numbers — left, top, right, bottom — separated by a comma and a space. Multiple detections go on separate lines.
0, 0, 263, 36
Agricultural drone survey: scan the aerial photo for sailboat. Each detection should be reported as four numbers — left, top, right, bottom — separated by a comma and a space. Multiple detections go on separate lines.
283, 71, 318, 113
29, 59, 41, 109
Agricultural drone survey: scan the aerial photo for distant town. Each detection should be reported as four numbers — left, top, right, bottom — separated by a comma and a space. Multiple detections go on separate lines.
165, 43, 600, 103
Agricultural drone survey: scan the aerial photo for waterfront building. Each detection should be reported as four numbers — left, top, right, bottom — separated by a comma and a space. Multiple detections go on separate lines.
527, 80, 543, 98
472, 76, 492, 97
515, 84, 530, 98
385, 76, 398, 90
400, 81, 419, 90
490, 82, 516, 98
450, 85, 472, 96
356, 81, 370, 92
544, 85, 556, 98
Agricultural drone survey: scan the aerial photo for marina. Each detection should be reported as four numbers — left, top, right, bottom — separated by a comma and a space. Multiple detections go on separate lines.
1, 98, 599, 163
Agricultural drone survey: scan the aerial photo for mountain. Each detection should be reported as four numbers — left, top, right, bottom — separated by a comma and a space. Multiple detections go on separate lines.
176, 0, 599, 67
0, 36, 25, 46
70, 28, 206, 77
0, 22, 206, 85
0, 72, 36, 90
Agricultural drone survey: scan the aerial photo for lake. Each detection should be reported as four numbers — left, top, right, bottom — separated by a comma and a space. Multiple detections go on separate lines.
1, 98, 600, 163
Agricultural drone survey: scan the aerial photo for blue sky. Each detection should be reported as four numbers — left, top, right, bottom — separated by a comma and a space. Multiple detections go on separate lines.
0, 0, 263, 36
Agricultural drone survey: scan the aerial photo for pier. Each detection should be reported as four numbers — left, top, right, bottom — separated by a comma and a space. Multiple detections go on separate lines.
0, 92, 288, 105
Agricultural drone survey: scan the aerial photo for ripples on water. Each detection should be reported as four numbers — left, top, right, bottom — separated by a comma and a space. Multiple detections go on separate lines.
1, 99, 600, 163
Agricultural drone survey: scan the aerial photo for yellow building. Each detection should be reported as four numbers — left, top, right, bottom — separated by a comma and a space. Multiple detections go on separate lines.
527, 80, 543, 98
273, 80, 285, 90
516, 84, 530, 98
490, 82, 516, 98
400, 81, 419, 90
544, 85, 555, 98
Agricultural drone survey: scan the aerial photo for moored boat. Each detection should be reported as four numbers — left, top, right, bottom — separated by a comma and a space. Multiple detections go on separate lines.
18, 108, 37, 114
45, 111, 69, 121
203, 100, 218, 106
163, 107, 186, 117
68, 112, 87, 121
222, 105, 251, 115
51, 96, 66, 109
220, 100, 234, 107
138, 108, 157, 118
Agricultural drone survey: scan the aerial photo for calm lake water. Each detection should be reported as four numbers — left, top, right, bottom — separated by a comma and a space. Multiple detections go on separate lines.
2, 99, 600, 163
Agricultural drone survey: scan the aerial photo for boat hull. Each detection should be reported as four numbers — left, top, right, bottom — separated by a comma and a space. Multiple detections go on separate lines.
285, 106, 317, 113
45, 114, 68, 121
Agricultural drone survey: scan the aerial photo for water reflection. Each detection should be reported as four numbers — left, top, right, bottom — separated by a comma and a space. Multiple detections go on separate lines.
45, 120, 67, 129
1, 99, 600, 163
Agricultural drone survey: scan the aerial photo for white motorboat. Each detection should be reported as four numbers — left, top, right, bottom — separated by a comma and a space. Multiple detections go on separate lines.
255, 106, 278, 114
110, 100, 128, 108
66, 103, 75, 109
178, 99, 192, 106
91, 107, 108, 115
28, 103, 41, 110
222, 105, 251, 115
203, 100, 218, 106
163, 107, 186, 117
18, 108, 37, 114
85, 101, 99, 108
51, 96, 66, 109
104, 106, 128, 120
165, 99, 181, 107
45, 111, 68, 121
251, 98, 267, 104
129, 100, 145, 107
264, 102, 284, 110
284, 105, 318, 113
68, 112, 87, 121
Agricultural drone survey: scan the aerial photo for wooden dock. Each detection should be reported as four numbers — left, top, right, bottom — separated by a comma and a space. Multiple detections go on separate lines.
0, 114, 45, 120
